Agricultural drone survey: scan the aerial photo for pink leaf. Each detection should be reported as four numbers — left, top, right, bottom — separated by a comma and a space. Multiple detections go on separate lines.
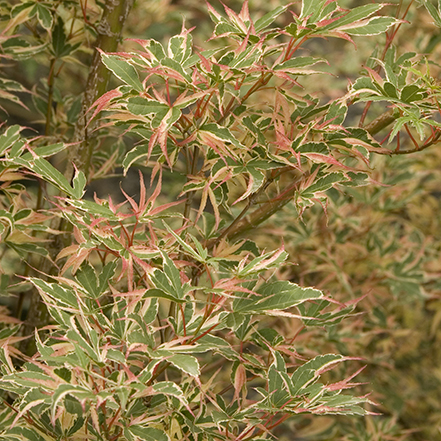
87, 89, 122, 126
302, 152, 356, 170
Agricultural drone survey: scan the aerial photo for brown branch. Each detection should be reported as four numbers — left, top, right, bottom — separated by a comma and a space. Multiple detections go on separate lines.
364, 108, 396, 136
380, 133, 441, 155
221, 183, 298, 239
67, 0, 134, 181
206, 172, 300, 248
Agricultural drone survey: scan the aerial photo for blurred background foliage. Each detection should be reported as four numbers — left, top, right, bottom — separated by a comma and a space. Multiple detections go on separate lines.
1, 0, 441, 439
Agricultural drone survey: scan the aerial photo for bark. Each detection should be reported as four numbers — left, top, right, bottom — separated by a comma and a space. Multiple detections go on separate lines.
67, 0, 134, 180
365, 109, 396, 136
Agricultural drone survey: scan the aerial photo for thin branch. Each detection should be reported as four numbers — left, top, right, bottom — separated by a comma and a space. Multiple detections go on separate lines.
383, 133, 441, 155
217, 72, 272, 125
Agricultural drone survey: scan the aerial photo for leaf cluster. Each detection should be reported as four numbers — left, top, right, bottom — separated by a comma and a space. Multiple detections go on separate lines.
0, 0, 441, 440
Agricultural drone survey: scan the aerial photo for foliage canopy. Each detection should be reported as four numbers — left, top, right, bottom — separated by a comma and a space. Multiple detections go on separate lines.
0, 0, 440, 440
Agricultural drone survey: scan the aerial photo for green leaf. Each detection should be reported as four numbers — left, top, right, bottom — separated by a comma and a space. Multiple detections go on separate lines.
32, 157, 74, 194
299, 299, 355, 327
351, 76, 378, 94
21, 143, 66, 161
11, 2, 35, 18
153, 106, 181, 129
300, 0, 328, 22
65, 199, 119, 220
161, 57, 192, 82
344, 17, 398, 36
7, 242, 50, 258
143, 298, 159, 325
168, 354, 200, 376
52, 17, 66, 57
152, 381, 187, 403
7, 427, 47, 441
163, 223, 206, 262
145, 39, 166, 60
424, 0, 441, 28
302, 172, 346, 196
129, 426, 170, 441
51, 384, 94, 422
233, 281, 323, 313
71, 167, 86, 199
297, 142, 329, 154
229, 45, 261, 70
15, 156, 76, 197
236, 249, 288, 277
199, 123, 244, 149
36, 4, 53, 30
101, 52, 143, 91
67, 329, 100, 363
401, 84, 425, 103
143, 288, 185, 303
3, 41, 49, 61
122, 143, 150, 175
76, 263, 99, 298
268, 358, 290, 405
127, 97, 169, 116
148, 250, 186, 301
0, 125, 23, 156
255, 6, 288, 33
383, 82, 398, 98
106, 349, 126, 364
168, 34, 192, 64
274, 57, 325, 70
291, 354, 345, 395
98, 261, 117, 295
326, 102, 347, 125
94, 233, 126, 254
28, 278, 77, 308
323, 4, 383, 31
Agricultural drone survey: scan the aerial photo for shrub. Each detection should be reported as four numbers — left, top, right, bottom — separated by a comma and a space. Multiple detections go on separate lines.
0, 0, 440, 440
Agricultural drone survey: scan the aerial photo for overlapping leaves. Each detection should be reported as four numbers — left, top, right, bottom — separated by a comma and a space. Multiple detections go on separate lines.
0, 0, 427, 440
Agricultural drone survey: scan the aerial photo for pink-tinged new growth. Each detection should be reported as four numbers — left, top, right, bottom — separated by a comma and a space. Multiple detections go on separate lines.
1, 0, 437, 439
